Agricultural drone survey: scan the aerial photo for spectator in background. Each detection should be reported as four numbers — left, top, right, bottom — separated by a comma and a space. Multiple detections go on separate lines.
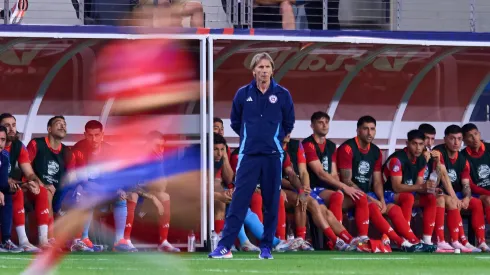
253, 0, 295, 30
170, 0, 204, 27
304, 0, 339, 30
136, 0, 204, 27
0, 0, 28, 24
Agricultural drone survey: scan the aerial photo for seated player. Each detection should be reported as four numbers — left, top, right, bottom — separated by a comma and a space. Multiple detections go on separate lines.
124, 130, 180, 253
301, 112, 367, 239
432, 124, 488, 252
214, 133, 300, 252
70, 120, 130, 252
0, 125, 23, 253
0, 113, 44, 252
461, 123, 490, 228
337, 116, 435, 252
27, 116, 77, 250
280, 141, 360, 251
382, 130, 438, 246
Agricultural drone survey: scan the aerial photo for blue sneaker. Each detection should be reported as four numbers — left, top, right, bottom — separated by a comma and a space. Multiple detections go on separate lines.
208, 246, 233, 259
259, 247, 273, 260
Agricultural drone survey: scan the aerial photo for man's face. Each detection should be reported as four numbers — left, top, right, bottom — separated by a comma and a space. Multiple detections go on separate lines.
444, 133, 463, 152
311, 117, 329, 137
48, 118, 67, 139
0, 131, 6, 151
357, 122, 376, 144
283, 133, 291, 143
0, 117, 17, 142
423, 133, 436, 149
149, 136, 165, 154
214, 143, 225, 162
84, 128, 104, 150
253, 59, 273, 83
463, 129, 481, 149
213, 122, 224, 136
407, 138, 425, 158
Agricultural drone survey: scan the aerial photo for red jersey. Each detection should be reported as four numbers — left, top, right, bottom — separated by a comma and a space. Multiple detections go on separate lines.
337, 137, 382, 172
5, 142, 30, 165
27, 137, 75, 170
382, 149, 425, 180
303, 140, 338, 164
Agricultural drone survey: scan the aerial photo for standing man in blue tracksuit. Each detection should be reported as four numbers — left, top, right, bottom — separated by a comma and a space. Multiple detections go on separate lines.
209, 52, 295, 260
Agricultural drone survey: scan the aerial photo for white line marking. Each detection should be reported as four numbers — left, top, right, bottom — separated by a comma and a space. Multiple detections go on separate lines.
475, 256, 490, 259
0, 257, 30, 261
183, 258, 261, 261
199, 269, 359, 274
0, 256, 110, 261
331, 257, 411, 260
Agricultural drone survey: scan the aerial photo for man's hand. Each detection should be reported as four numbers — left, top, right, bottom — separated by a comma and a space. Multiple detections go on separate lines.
8, 178, 19, 193
45, 184, 56, 196
0, 192, 4, 206
219, 189, 233, 204
461, 197, 470, 210
117, 189, 127, 200
26, 180, 40, 195
371, 198, 387, 214
296, 192, 307, 212
423, 150, 431, 162
149, 194, 165, 215
431, 150, 441, 161
304, 185, 311, 196
342, 185, 364, 201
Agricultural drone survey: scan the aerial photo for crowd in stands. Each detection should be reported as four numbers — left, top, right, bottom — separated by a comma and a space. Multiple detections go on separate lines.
212, 114, 490, 253
1, 0, 340, 30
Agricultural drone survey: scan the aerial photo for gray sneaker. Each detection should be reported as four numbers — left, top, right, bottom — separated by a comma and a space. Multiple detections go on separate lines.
0, 240, 23, 253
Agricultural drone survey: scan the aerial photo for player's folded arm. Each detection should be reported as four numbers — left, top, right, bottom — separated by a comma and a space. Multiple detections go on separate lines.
283, 166, 302, 192
307, 160, 344, 190
391, 175, 419, 193
297, 162, 310, 190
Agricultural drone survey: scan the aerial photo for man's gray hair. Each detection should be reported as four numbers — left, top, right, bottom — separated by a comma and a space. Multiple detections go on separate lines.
249, 52, 275, 70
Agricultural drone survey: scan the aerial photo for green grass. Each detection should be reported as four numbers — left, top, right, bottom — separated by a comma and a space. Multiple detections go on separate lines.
2, 252, 490, 275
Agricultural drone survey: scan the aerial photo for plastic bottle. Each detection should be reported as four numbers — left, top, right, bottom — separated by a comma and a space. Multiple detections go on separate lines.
210, 230, 218, 251
187, 230, 196, 252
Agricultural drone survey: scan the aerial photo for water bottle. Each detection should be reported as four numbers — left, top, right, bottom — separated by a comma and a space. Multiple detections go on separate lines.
428, 171, 438, 194
210, 230, 218, 251
187, 230, 196, 252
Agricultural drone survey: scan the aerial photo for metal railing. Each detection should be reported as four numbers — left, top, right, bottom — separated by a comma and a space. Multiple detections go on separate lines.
2, 0, 490, 32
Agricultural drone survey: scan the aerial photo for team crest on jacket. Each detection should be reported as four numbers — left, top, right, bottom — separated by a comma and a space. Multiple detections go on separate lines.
322, 155, 329, 172
448, 169, 457, 183
269, 95, 278, 104
478, 164, 490, 179
47, 160, 60, 176
358, 161, 370, 175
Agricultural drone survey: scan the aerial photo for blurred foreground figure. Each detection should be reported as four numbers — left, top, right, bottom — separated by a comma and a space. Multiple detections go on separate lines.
23, 6, 201, 275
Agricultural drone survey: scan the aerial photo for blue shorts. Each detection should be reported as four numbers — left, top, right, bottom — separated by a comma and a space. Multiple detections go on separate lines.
455, 192, 480, 200
310, 187, 327, 205
367, 191, 397, 205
